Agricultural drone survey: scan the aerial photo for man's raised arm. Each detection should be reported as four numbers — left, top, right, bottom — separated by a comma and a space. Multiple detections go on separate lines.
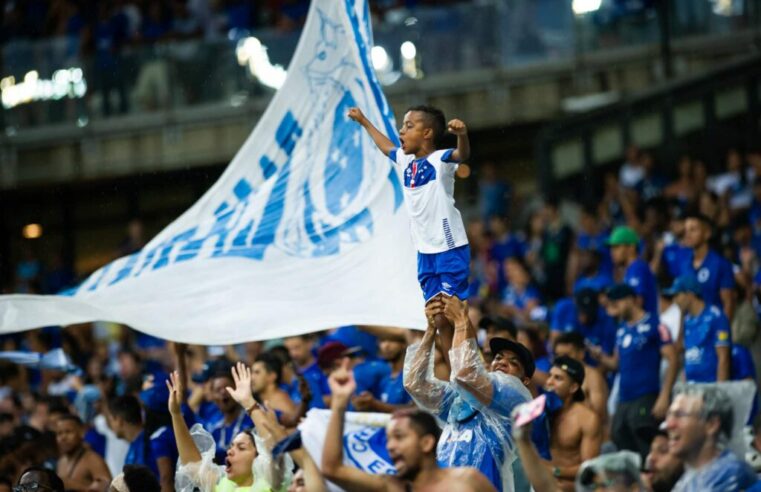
403, 305, 450, 412
322, 359, 388, 492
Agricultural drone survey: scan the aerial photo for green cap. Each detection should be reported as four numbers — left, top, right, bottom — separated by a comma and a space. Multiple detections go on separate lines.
606, 226, 639, 246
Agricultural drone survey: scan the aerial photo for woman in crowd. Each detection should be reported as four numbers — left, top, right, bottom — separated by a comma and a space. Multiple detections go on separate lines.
166, 363, 292, 492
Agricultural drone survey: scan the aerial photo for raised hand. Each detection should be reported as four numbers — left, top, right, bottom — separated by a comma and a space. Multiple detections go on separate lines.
442, 295, 469, 325
328, 358, 356, 408
166, 371, 183, 416
447, 119, 467, 136
226, 361, 256, 410
347, 107, 366, 123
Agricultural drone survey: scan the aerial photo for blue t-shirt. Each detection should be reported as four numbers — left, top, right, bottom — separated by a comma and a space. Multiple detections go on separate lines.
321, 326, 379, 360
84, 428, 106, 458
617, 313, 672, 402
125, 431, 159, 477
353, 360, 391, 399
573, 272, 614, 294
150, 425, 178, 469
436, 377, 529, 492
380, 371, 412, 406
550, 299, 617, 358
662, 242, 689, 278
624, 258, 659, 319
491, 234, 527, 262
684, 305, 731, 383
674, 450, 758, 491
299, 361, 328, 409
501, 284, 541, 310
677, 249, 735, 310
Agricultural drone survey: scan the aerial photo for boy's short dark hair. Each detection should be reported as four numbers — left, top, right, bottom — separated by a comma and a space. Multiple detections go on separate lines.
107, 395, 142, 426
56, 413, 83, 427
554, 332, 586, 351
255, 353, 284, 385
406, 105, 446, 147
123, 465, 161, 492
392, 408, 441, 445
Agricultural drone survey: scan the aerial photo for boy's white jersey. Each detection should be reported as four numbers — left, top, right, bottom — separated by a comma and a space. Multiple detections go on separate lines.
389, 147, 469, 254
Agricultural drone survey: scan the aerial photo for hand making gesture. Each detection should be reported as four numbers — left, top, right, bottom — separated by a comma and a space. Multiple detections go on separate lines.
226, 361, 256, 410
328, 359, 356, 410
447, 119, 467, 136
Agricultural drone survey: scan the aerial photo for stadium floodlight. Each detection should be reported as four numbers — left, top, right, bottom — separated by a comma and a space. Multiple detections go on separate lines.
236, 37, 287, 90
400, 41, 417, 60
371, 46, 391, 72
572, 0, 602, 14
22, 224, 43, 239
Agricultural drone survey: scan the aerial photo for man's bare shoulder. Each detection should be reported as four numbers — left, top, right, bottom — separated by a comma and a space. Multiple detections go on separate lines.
437, 467, 496, 492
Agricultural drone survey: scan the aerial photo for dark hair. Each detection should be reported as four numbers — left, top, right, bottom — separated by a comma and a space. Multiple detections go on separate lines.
554, 332, 586, 351
684, 211, 713, 227
107, 395, 142, 426
18, 467, 64, 492
255, 353, 284, 385
0, 476, 11, 487
0, 413, 13, 425
268, 345, 292, 366
391, 409, 441, 446
122, 465, 160, 492
406, 105, 446, 147
56, 413, 83, 427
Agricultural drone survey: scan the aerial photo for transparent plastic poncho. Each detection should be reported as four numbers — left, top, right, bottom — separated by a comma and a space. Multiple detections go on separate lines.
404, 339, 532, 492
575, 451, 644, 492
174, 423, 293, 492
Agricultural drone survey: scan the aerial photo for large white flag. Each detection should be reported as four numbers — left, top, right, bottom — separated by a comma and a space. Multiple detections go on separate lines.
300, 409, 394, 492
0, 0, 426, 343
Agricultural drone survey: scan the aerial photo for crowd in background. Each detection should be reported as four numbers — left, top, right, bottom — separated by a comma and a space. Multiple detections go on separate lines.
4, 143, 761, 491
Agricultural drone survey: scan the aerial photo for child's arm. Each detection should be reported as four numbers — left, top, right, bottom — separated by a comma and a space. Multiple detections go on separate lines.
447, 119, 470, 162
347, 107, 396, 156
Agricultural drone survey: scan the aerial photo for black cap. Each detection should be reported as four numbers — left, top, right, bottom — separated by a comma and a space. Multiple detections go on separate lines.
489, 337, 535, 378
553, 355, 586, 402
606, 283, 636, 301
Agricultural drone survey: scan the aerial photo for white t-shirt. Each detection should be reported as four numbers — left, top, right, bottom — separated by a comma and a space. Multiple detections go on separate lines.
389, 148, 469, 254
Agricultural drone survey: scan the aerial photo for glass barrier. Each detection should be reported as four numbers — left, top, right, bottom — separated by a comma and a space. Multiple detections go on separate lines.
1, 0, 757, 131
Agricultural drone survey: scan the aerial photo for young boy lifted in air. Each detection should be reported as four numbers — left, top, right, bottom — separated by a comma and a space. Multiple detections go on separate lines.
348, 105, 470, 355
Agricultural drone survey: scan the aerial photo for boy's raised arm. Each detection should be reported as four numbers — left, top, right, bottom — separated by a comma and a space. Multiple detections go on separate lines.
447, 119, 470, 162
348, 107, 396, 157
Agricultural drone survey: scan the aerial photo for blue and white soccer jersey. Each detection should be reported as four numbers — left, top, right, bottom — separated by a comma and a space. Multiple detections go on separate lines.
389, 147, 470, 301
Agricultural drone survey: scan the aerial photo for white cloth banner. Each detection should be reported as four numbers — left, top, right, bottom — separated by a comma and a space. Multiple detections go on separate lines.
300, 409, 394, 492
0, 0, 425, 343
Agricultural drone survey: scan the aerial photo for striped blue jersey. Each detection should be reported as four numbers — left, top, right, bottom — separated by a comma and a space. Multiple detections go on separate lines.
389, 148, 468, 254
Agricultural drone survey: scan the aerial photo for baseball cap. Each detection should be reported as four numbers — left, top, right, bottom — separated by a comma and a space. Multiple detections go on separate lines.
553, 355, 585, 402
663, 275, 702, 297
489, 337, 535, 378
317, 341, 362, 370
606, 283, 636, 301
606, 226, 639, 246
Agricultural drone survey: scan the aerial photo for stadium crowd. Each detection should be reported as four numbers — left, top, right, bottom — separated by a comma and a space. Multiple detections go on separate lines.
4, 144, 761, 491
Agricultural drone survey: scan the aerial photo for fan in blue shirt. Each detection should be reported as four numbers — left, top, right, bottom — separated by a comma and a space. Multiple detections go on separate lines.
405, 296, 532, 492
667, 275, 731, 383
607, 226, 659, 319
106, 395, 160, 477
679, 213, 735, 319
550, 289, 617, 360
732, 344, 758, 423
572, 248, 614, 293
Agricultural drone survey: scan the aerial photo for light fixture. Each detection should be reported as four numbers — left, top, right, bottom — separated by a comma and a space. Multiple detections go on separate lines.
371, 46, 390, 72
22, 223, 43, 239
572, 0, 602, 15
400, 41, 417, 60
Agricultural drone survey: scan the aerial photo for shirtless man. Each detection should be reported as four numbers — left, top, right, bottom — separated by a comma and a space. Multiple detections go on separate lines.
251, 352, 297, 417
552, 332, 609, 423
544, 356, 602, 492
322, 359, 495, 492
55, 414, 112, 491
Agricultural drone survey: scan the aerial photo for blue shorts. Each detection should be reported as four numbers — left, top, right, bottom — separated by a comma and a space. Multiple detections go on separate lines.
418, 244, 470, 302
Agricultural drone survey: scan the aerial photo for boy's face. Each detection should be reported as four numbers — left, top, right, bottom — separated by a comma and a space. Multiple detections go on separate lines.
399, 111, 432, 155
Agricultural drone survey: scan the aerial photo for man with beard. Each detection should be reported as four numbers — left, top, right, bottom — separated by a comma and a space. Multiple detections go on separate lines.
544, 356, 602, 491
642, 429, 683, 492
322, 359, 495, 491
607, 226, 659, 319
55, 414, 111, 491
352, 335, 413, 413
